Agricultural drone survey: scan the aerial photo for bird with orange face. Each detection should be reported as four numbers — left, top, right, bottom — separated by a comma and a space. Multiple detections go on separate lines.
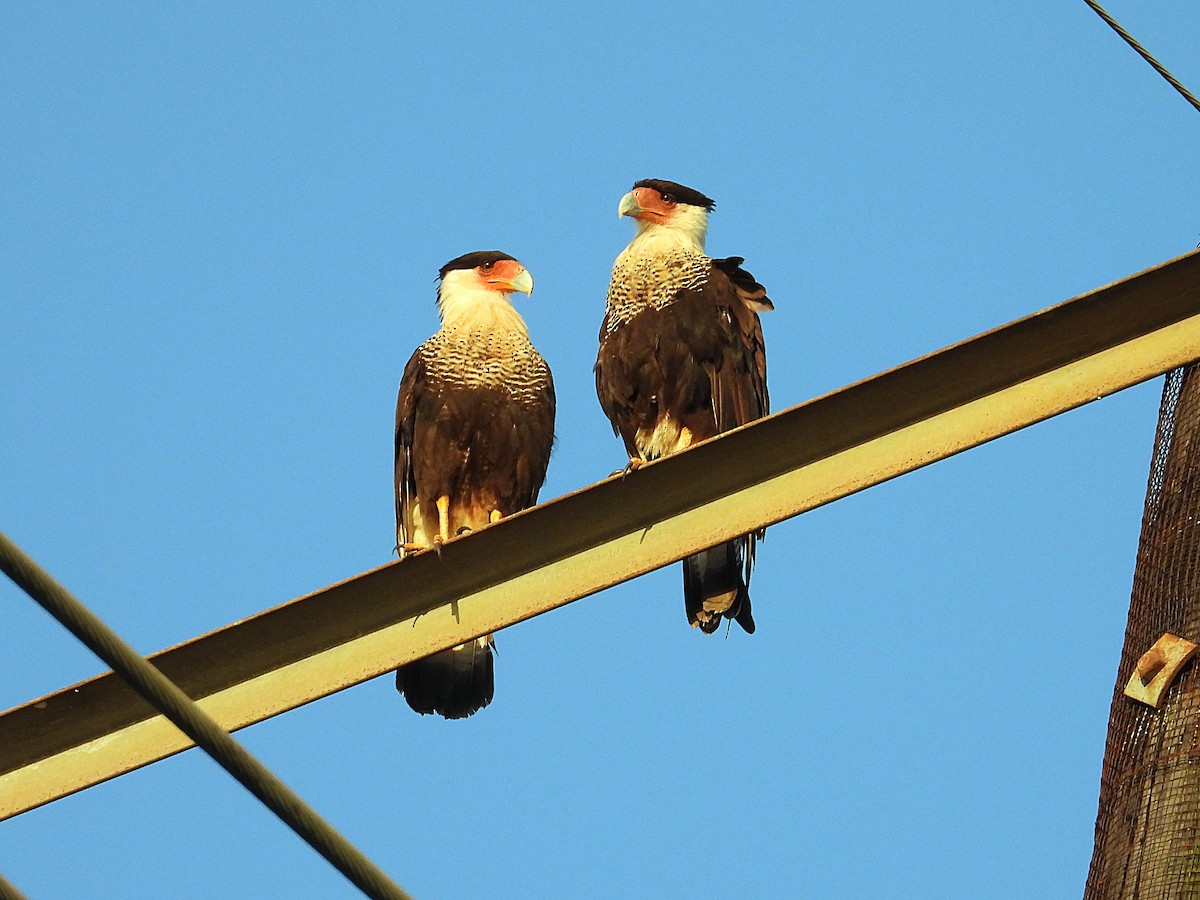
595, 179, 772, 635
394, 250, 555, 718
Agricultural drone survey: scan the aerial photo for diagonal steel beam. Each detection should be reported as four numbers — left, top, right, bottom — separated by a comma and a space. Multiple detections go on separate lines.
4, 249, 1200, 820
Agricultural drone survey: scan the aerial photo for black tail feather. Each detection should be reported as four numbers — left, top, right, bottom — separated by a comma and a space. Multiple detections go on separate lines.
395, 636, 495, 719
682, 539, 755, 635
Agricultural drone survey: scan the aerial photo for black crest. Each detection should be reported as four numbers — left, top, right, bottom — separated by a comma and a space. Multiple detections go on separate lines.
632, 178, 715, 211
438, 250, 518, 280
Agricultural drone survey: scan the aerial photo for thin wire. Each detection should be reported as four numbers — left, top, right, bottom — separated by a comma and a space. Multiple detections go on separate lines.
0, 872, 31, 900
0, 531, 413, 900
1082, 0, 1200, 115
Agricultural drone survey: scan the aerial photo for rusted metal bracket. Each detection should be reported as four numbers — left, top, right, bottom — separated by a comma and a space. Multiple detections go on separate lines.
1124, 632, 1199, 708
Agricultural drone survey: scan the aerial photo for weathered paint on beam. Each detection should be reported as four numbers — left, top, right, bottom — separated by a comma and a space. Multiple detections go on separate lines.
3, 249, 1200, 820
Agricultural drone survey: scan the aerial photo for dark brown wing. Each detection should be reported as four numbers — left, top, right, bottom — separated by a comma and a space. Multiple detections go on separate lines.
595, 259, 770, 455
519, 358, 556, 506
595, 311, 643, 459
394, 347, 426, 549
690, 262, 769, 625
704, 262, 769, 434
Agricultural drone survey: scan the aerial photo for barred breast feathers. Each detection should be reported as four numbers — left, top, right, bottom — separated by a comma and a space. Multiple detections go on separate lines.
605, 246, 711, 331
421, 327, 548, 403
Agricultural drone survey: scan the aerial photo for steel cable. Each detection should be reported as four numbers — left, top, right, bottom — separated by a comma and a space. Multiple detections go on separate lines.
0, 531, 412, 900
0, 872, 30, 900
1083, 0, 1200, 115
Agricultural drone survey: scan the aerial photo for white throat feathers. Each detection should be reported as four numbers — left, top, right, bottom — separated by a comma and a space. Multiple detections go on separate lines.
436, 270, 531, 338
625, 203, 709, 259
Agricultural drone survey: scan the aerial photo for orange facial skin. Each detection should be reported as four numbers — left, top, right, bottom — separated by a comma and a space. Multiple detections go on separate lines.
478, 258, 534, 294
623, 186, 678, 223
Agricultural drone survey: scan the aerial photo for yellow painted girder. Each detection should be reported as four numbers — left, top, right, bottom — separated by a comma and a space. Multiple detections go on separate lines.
3, 249, 1200, 820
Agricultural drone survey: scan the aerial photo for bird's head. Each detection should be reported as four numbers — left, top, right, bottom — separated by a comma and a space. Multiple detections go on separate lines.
435, 250, 534, 333
438, 250, 534, 298
618, 179, 713, 250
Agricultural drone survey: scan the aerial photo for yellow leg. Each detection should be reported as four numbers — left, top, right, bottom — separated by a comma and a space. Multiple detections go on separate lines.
435, 495, 451, 545
489, 509, 503, 524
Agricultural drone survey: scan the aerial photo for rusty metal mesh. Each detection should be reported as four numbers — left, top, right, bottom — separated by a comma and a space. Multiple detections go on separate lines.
1086, 364, 1200, 898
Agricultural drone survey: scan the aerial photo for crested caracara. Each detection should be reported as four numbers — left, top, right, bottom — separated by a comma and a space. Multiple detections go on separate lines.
595, 179, 772, 634
395, 250, 555, 718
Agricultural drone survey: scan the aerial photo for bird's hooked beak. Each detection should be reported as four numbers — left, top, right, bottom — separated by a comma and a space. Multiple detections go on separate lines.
618, 190, 642, 219
488, 265, 534, 296
507, 268, 534, 296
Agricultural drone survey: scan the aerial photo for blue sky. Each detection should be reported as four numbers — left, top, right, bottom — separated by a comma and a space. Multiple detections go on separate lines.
2, 3, 1198, 897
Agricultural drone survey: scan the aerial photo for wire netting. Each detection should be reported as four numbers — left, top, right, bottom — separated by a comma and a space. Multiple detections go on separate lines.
1086, 364, 1200, 897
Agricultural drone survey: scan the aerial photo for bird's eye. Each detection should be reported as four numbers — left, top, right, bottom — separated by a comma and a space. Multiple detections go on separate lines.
661, 193, 673, 203
482, 261, 494, 270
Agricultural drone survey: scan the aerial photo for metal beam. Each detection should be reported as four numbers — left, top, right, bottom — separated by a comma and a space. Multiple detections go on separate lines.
4, 249, 1200, 820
